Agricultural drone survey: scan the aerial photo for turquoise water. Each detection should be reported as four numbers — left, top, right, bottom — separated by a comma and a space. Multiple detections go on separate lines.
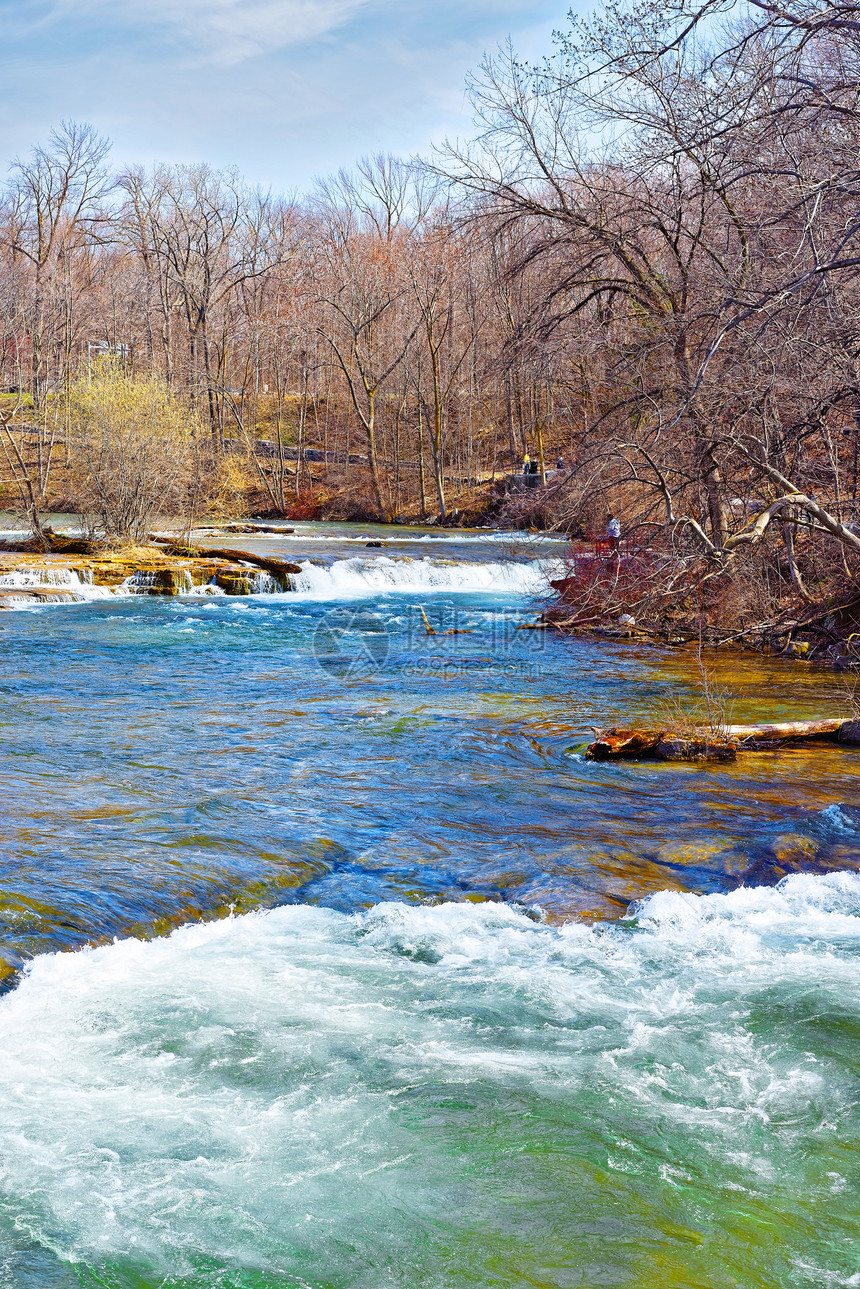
1, 523, 859, 1287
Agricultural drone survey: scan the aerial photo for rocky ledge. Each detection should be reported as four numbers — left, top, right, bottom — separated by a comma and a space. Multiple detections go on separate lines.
0, 533, 302, 608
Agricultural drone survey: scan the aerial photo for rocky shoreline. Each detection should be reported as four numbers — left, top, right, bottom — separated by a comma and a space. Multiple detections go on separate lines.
537, 612, 860, 670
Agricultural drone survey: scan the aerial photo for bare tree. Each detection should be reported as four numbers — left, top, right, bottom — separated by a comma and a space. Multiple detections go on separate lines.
313, 200, 420, 519
4, 121, 113, 411
118, 164, 288, 445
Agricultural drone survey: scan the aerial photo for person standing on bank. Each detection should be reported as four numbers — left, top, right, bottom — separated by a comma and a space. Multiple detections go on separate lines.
606, 513, 621, 550
522, 451, 530, 475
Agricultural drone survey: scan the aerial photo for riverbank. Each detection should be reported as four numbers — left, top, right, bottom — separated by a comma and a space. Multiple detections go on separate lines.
542, 539, 860, 669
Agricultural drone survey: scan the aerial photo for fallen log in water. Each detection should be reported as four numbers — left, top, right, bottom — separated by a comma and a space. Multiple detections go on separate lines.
417, 605, 473, 636
725, 719, 846, 745
204, 548, 303, 582
153, 542, 302, 584
585, 719, 860, 761
220, 522, 295, 535
585, 729, 737, 761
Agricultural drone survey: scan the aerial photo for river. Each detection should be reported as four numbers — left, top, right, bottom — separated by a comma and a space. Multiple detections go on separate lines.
0, 521, 858, 1287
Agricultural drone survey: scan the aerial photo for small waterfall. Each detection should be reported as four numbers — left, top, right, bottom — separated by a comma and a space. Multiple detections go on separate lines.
0, 554, 546, 606
247, 569, 282, 594
0, 568, 83, 588
124, 566, 288, 597
0, 563, 286, 605
124, 570, 173, 595
124, 569, 214, 596
0, 568, 112, 602
287, 555, 559, 598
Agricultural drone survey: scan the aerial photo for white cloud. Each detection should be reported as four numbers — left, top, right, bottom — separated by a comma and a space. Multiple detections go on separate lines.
39, 0, 375, 65
0, 0, 566, 191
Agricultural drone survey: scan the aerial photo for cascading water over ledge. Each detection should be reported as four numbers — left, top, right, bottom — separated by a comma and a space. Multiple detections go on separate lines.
0, 538, 558, 608
286, 553, 559, 597
0, 560, 289, 606
0, 567, 114, 605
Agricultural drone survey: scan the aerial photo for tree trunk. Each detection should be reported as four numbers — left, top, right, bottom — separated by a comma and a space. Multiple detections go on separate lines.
428, 343, 447, 520
363, 390, 387, 519
417, 400, 427, 517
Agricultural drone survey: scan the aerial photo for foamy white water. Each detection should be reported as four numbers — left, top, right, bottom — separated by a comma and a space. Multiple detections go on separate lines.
0, 567, 233, 606
0, 568, 116, 602
287, 554, 558, 598
0, 552, 555, 610
1, 877, 859, 1286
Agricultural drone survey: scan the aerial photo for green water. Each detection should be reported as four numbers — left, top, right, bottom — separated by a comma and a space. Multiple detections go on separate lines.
2, 893, 860, 1288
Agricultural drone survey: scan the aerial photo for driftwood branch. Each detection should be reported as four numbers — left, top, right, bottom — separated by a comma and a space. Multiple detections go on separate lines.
585, 718, 860, 762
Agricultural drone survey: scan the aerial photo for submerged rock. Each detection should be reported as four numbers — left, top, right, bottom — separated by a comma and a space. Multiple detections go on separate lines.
768, 833, 819, 865
740, 836, 860, 886
654, 839, 739, 869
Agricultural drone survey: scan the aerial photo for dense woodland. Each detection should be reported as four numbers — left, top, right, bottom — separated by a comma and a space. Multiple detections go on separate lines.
5, 0, 860, 649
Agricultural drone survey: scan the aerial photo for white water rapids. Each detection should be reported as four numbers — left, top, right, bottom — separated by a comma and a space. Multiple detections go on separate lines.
287, 554, 558, 598
1, 876, 858, 1286
0, 555, 557, 606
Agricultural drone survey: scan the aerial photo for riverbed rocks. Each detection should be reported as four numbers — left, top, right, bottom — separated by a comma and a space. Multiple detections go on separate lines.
212, 570, 255, 595
739, 835, 860, 886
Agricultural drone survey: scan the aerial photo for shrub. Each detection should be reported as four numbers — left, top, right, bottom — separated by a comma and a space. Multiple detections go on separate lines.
68, 360, 197, 543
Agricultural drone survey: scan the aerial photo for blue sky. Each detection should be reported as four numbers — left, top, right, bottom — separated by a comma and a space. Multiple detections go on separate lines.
0, 1, 568, 194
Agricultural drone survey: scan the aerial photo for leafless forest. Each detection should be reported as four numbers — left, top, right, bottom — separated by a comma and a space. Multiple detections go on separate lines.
5, 0, 860, 647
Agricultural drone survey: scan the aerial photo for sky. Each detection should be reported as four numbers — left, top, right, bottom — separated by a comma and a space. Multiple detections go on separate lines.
0, 0, 570, 196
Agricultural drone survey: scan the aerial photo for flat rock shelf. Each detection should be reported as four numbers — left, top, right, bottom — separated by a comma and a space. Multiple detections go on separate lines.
0, 541, 302, 607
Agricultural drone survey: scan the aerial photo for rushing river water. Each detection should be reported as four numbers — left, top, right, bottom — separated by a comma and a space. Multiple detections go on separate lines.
1, 521, 859, 1287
